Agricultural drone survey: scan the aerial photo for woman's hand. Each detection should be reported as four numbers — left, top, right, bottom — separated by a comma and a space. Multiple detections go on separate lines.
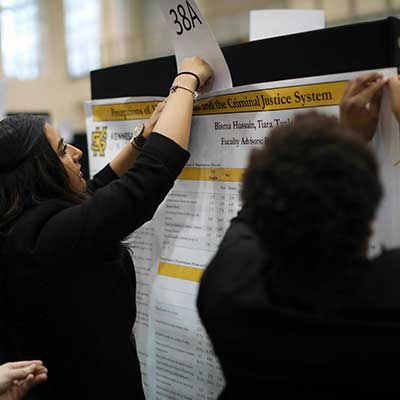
179, 57, 213, 93
153, 56, 214, 149
340, 72, 387, 142
0, 361, 48, 400
388, 76, 400, 123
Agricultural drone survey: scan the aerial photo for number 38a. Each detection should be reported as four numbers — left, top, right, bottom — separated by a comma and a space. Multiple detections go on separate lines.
169, 1, 203, 36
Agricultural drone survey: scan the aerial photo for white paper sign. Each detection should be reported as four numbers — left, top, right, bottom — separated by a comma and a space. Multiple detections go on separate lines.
250, 9, 325, 41
157, 0, 233, 91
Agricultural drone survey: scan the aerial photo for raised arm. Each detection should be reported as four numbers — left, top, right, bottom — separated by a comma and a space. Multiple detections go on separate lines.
153, 57, 213, 149
35, 57, 213, 262
86, 102, 167, 193
90, 56, 212, 186
109, 99, 167, 177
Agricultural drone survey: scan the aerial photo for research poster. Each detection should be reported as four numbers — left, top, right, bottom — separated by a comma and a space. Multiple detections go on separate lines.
85, 67, 399, 400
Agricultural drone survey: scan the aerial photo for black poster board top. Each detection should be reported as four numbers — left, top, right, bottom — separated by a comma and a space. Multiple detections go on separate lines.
91, 17, 400, 100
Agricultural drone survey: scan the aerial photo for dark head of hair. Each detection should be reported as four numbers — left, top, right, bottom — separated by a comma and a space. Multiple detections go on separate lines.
0, 114, 84, 231
241, 111, 382, 293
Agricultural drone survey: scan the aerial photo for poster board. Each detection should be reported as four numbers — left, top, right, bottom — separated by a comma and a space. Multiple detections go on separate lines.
87, 17, 400, 400
86, 66, 399, 399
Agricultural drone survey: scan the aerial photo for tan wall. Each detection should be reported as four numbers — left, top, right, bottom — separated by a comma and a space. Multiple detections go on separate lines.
3, 0, 90, 132
5, 76, 90, 132
1, 0, 399, 132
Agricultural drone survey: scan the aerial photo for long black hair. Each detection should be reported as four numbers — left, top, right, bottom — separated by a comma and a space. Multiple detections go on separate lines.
0, 115, 86, 232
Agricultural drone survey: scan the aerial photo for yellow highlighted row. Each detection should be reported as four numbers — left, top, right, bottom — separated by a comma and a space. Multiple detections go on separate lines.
158, 262, 203, 282
92, 101, 160, 121
90, 81, 348, 121
193, 81, 347, 115
178, 167, 244, 182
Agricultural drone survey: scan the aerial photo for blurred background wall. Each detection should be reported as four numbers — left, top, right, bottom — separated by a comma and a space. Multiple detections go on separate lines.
0, 0, 399, 133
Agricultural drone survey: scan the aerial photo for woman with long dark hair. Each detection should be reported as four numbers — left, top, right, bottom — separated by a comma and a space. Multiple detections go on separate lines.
0, 57, 212, 399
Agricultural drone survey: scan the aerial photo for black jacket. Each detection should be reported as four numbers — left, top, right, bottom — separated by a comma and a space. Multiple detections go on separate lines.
197, 211, 400, 398
1, 133, 189, 399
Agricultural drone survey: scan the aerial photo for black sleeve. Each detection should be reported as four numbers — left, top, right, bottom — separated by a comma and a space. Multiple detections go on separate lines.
35, 133, 189, 262
86, 164, 119, 193
197, 208, 266, 317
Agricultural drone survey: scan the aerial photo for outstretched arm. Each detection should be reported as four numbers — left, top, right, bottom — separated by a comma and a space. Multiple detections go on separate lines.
35, 57, 214, 261
153, 57, 213, 149
110, 99, 167, 177
93, 56, 212, 183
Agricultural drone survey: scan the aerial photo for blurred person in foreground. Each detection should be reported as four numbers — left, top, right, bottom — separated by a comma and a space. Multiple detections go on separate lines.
197, 72, 400, 398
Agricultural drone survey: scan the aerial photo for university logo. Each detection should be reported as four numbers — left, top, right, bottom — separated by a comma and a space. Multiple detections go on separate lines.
91, 127, 107, 157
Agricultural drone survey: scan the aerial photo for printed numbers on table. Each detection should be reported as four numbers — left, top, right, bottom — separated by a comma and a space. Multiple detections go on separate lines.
169, 0, 203, 35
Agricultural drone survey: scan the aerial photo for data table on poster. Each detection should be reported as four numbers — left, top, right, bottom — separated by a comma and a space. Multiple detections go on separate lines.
163, 180, 242, 253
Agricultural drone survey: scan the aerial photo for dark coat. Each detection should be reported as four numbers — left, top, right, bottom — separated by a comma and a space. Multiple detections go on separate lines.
197, 211, 400, 398
1, 133, 189, 399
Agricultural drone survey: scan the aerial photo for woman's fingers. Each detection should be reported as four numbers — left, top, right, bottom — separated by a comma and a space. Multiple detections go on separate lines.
5, 361, 47, 382
6, 364, 38, 382
342, 77, 387, 111
344, 72, 383, 97
20, 372, 48, 391
5, 361, 42, 370
353, 78, 387, 107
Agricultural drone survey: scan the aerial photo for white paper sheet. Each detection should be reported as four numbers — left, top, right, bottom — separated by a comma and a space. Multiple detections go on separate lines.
157, 0, 233, 91
250, 9, 325, 41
